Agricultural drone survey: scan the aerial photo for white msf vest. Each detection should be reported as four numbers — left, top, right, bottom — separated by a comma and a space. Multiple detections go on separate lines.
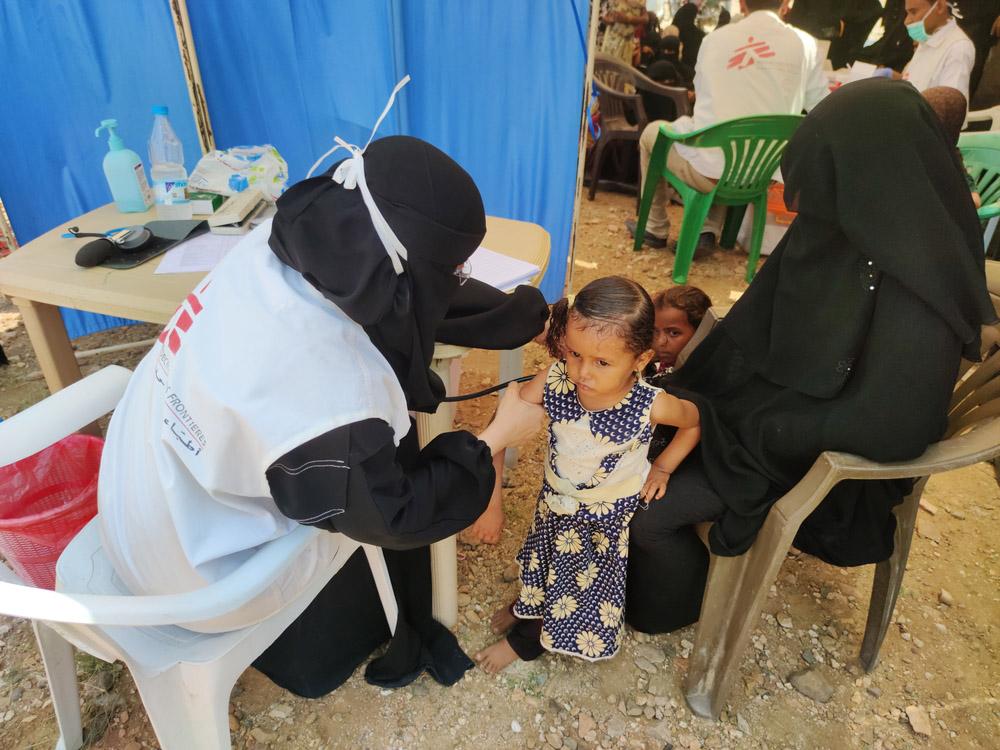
97, 219, 410, 629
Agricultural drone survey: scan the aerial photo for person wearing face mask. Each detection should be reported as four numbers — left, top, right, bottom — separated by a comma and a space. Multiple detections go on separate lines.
899, 0, 976, 99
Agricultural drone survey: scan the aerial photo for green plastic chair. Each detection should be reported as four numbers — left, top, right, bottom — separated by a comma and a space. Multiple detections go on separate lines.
634, 114, 803, 283
958, 133, 1000, 251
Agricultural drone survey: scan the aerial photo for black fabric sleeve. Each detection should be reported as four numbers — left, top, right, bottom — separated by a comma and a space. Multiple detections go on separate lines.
267, 419, 495, 550
436, 279, 549, 350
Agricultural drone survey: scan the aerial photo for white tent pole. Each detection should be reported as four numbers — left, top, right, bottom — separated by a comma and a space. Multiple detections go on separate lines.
168, 0, 215, 155
566, 0, 602, 296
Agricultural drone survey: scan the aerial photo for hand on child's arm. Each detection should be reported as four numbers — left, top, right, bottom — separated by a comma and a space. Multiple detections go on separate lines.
640, 465, 671, 502
478, 381, 545, 456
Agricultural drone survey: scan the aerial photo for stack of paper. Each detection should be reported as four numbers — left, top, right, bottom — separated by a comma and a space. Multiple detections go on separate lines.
154, 232, 242, 275
468, 246, 540, 291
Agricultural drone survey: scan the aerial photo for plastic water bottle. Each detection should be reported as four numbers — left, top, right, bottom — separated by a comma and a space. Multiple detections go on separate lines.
148, 105, 192, 220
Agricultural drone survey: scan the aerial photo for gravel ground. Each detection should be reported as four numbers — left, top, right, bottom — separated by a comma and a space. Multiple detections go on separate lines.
1, 191, 998, 749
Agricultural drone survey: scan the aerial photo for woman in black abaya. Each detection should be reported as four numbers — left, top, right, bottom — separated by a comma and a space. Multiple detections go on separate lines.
253, 136, 549, 695
627, 79, 996, 633
673, 4, 705, 70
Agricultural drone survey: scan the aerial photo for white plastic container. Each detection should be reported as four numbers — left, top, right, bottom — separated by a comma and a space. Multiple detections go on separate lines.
148, 105, 192, 220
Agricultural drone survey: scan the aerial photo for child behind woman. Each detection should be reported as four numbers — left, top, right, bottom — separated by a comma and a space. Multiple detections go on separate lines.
476, 276, 700, 672
646, 284, 713, 378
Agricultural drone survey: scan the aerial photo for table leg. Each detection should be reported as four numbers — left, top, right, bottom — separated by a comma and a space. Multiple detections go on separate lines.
12, 298, 82, 392
417, 350, 466, 629
498, 347, 525, 471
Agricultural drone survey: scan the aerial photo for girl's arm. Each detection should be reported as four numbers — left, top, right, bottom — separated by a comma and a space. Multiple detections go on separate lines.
641, 392, 701, 502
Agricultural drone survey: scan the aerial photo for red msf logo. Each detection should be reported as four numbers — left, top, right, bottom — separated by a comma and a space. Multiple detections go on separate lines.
158, 280, 211, 355
727, 37, 775, 70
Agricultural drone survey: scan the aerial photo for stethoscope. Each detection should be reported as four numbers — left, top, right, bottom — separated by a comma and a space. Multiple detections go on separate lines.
441, 374, 534, 403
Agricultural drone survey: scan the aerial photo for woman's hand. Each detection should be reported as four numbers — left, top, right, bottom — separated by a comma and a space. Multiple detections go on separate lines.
640, 466, 671, 502
478, 382, 546, 455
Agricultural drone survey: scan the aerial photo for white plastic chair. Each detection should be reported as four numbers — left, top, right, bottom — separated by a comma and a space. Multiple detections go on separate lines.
0, 365, 399, 750
964, 105, 1000, 132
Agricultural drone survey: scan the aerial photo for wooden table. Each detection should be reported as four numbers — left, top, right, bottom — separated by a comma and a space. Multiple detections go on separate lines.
0, 202, 550, 627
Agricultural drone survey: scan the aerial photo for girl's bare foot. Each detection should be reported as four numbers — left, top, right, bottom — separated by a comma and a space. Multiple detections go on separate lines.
474, 638, 519, 673
490, 604, 518, 635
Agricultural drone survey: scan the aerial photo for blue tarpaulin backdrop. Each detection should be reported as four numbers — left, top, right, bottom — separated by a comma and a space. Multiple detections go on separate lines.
0, 0, 587, 339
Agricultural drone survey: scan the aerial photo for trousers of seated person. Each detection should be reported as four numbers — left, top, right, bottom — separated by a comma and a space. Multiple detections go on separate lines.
625, 454, 727, 633
639, 120, 726, 241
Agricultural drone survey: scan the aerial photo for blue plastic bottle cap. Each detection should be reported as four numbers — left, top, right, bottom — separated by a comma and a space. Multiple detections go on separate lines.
152, 105, 169, 115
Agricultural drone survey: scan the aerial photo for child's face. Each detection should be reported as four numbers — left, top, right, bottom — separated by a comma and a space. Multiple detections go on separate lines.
653, 305, 696, 368
564, 318, 652, 401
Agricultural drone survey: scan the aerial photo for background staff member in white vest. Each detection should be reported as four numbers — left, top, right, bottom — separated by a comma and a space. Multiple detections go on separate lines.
627, 0, 829, 251
896, 0, 976, 99
98, 135, 548, 697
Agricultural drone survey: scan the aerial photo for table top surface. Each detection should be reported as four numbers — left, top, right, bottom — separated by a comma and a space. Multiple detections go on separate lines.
0, 203, 551, 325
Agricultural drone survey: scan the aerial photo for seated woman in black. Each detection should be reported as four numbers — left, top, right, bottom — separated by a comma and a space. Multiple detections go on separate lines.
626, 78, 996, 633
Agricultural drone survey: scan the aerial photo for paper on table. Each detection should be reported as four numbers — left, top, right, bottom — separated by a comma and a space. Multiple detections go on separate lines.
469, 246, 540, 291
154, 232, 242, 274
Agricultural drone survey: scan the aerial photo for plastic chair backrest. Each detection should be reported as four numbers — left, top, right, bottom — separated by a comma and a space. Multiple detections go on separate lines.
948, 338, 1000, 436
594, 54, 637, 94
593, 78, 635, 126
964, 105, 1000, 132
668, 114, 803, 201
958, 143, 1000, 210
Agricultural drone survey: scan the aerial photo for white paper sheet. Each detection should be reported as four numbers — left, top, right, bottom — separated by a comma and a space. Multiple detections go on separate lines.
154, 232, 242, 275
469, 246, 540, 291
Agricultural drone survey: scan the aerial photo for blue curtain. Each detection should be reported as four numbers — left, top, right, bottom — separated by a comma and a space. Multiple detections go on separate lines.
397, 1, 587, 299
0, 0, 200, 338
187, 0, 586, 300
184, 1, 408, 180
1, 1, 586, 343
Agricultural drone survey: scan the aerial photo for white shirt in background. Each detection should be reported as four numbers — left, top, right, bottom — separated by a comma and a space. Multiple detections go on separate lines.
672, 10, 829, 180
902, 19, 975, 100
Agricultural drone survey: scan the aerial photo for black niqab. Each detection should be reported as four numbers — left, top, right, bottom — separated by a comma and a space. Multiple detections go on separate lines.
672, 4, 704, 68
269, 135, 486, 412
723, 78, 994, 400
670, 79, 996, 565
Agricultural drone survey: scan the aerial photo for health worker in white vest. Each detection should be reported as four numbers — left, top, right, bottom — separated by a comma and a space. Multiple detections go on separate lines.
97, 135, 548, 697
900, 0, 976, 99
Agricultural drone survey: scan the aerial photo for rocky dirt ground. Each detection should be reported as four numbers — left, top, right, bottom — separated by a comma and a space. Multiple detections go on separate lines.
1, 191, 998, 749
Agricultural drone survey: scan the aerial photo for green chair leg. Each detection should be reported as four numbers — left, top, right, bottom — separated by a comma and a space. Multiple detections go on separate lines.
673, 194, 713, 284
745, 196, 768, 283
719, 205, 746, 250
635, 139, 670, 252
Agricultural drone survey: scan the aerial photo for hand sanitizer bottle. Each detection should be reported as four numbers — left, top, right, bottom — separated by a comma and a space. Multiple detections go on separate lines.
95, 119, 153, 213
148, 105, 193, 220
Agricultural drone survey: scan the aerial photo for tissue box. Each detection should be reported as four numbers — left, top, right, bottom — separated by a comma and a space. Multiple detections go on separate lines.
188, 191, 225, 215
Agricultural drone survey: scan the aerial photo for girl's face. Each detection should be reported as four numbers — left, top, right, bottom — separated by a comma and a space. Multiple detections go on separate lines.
564, 317, 652, 403
653, 305, 696, 367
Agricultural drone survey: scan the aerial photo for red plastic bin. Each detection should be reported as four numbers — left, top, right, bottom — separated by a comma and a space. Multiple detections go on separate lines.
0, 434, 103, 589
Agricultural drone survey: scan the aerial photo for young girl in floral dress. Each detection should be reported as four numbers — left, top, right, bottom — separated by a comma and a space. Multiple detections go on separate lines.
476, 276, 701, 671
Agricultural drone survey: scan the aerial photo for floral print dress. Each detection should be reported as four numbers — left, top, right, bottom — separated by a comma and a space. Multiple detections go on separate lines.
512, 360, 658, 661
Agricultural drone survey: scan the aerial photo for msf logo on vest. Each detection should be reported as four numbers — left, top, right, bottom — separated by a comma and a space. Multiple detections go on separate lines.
158, 281, 210, 356
727, 37, 776, 70
155, 280, 212, 457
